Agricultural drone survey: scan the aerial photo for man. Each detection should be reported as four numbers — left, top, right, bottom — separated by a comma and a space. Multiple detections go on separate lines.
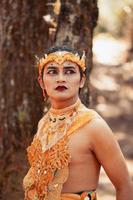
23, 46, 133, 200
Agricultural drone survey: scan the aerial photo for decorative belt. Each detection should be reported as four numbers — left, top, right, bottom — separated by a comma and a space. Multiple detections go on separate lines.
61, 190, 97, 200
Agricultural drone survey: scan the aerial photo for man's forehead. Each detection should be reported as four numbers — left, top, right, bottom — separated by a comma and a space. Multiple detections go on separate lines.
46, 60, 78, 67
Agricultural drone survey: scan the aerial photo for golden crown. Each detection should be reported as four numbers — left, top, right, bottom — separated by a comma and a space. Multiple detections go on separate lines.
37, 51, 86, 74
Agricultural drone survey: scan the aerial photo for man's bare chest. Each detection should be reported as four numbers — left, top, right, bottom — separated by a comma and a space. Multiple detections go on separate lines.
67, 127, 94, 165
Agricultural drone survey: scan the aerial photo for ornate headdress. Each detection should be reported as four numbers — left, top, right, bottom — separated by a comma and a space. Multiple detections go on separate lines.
37, 50, 86, 76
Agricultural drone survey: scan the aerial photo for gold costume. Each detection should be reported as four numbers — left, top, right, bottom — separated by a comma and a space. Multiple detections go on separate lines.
23, 99, 99, 200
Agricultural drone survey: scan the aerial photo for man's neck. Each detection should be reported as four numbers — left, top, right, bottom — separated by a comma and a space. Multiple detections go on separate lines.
50, 96, 79, 109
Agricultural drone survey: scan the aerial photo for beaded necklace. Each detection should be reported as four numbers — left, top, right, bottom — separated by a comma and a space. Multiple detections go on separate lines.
38, 99, 81, 152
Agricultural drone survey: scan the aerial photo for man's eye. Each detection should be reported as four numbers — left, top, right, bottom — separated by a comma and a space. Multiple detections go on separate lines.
47, 70, 57, 74
65, 70, 76, 74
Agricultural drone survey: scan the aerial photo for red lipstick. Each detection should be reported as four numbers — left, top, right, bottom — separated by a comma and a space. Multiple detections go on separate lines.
55, 86, 68, 91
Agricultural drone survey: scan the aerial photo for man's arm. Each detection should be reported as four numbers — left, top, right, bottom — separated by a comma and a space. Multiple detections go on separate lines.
89, 118, 133, 200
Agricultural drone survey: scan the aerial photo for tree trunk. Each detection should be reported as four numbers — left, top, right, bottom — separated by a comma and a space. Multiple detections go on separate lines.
55, 0, 98, 106
0, 1, 50, 199
0, 0, 98, 199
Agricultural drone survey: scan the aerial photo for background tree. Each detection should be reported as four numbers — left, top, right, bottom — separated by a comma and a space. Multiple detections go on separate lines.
0, 0, 98, 199
55, 0, 98, 105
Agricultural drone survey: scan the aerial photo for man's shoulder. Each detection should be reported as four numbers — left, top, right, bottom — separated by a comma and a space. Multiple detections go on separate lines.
80, 105, 103, 122
77, 104, 109, 133
83, 108, 113, 137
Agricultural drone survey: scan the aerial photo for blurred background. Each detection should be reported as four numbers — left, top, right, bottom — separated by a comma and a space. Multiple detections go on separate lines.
0, 0, 133, 199
92, 0, 133, 199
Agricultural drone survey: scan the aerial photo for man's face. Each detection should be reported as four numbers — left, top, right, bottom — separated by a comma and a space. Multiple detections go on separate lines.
42, 52, 85, 102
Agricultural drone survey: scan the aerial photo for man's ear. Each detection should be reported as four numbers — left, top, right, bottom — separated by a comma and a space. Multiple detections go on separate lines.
79, 75, 86, 88
38, 76, 45, 89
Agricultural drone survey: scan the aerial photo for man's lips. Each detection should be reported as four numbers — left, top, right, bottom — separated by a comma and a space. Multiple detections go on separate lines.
55, 86, 68, 91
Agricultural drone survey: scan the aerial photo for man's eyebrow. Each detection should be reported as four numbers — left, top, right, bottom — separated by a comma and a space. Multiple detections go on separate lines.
46, 66, 76, 70
46, 66, 57, 69
63, 66, 76, 69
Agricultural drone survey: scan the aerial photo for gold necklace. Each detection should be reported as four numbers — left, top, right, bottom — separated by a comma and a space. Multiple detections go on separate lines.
45, 98, 81, 146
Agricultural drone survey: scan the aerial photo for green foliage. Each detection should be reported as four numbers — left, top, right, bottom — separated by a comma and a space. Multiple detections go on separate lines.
18, 110, 27, 123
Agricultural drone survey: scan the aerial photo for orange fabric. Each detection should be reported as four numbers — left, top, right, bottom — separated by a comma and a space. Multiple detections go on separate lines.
67, 111, 96, 137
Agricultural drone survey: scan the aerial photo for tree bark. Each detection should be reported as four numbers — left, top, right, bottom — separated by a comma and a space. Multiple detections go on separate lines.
0, 1, 49, 199
55, 0, 98, 106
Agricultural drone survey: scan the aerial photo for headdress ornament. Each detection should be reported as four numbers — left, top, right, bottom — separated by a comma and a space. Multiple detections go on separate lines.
37, 50, 86, 75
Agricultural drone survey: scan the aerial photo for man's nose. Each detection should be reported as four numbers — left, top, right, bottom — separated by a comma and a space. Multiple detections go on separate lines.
57, 73, 66, 83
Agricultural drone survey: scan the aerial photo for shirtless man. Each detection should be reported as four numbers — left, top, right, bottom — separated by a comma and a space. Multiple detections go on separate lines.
23, 46, 133, 200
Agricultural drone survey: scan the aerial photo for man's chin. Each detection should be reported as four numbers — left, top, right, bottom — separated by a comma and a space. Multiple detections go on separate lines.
53, 96, 71, 101
50, 95, 76, 102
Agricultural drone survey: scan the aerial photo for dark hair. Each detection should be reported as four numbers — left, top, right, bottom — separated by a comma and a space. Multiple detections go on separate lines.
46, 45, 83, 57
40, 45, 86, 79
